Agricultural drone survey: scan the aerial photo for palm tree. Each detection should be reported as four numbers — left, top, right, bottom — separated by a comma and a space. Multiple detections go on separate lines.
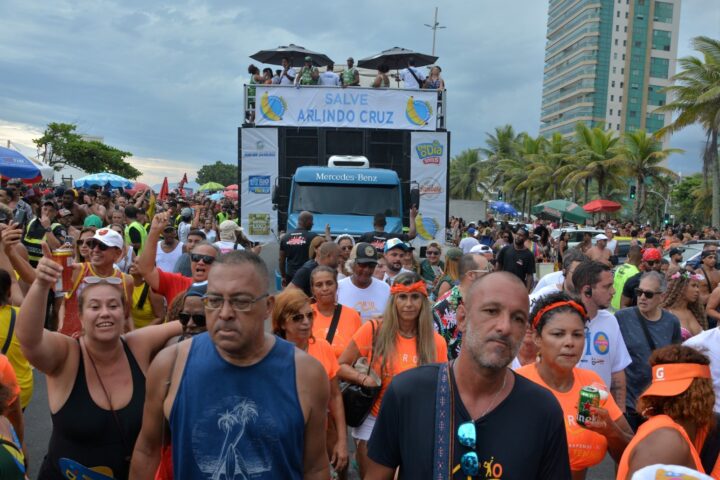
480, 125, 523, 191
655, 36, 720, 226
498, 133, 546, 217
562, 123, 625, 203
612, 130, 681, 221
449, 149, 489, 200
527, 133, 572, 201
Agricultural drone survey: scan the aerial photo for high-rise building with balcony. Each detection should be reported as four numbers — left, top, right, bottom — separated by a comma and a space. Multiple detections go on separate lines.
540, 0, 681, 138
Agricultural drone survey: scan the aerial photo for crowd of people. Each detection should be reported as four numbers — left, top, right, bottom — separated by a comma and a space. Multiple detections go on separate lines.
2, 177, 720, 479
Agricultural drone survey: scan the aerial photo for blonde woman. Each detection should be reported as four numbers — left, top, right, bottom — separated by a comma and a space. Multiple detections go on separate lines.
338, 272, 447, 477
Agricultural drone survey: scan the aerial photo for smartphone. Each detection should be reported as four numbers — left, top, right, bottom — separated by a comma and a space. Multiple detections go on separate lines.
12, 209, 26, 227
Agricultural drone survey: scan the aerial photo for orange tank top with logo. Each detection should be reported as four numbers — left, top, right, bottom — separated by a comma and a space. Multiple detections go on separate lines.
616, 414, 705, 480
60, 263, 128, 337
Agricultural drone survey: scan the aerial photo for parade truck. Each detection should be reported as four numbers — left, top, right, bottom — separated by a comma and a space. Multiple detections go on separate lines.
238, 83, 450, 247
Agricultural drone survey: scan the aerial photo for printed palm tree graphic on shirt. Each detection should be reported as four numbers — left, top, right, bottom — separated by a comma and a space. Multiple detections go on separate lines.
212, 399, 259, 480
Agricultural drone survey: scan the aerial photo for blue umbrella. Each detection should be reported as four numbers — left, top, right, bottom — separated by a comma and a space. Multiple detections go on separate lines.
73, 173, 134, 189
490, 201, 518, 216
209, 192, 223, 201
0, 147, 42, 183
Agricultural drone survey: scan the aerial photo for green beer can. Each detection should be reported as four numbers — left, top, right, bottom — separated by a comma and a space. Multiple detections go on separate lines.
577, 386, 600, 426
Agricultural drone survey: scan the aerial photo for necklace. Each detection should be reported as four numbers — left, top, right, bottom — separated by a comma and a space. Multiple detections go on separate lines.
477, 369, 508, 419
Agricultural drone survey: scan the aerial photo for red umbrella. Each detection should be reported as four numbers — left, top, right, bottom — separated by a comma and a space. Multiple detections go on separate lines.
225, 190, 238, 200
126, 182, 150, 195
225, 184, 238, 191
583, 199, 622, 213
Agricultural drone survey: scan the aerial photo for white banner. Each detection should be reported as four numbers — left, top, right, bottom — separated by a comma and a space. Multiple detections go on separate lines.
254, 85, 438, 131
240, 128, 278, 244
410, 131, 448, 247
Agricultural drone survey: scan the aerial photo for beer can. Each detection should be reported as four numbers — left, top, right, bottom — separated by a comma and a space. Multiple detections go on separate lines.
51, 248, 74, 294
577, 386, 600, 426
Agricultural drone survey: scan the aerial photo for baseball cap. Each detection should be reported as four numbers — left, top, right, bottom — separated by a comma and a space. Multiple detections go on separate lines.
83, 214, 103, 229
355, 242, 378, 264
642, 248, 662, 262
42, 199, 58, 209
639, 363, 711, 398
467, 227, 477, 236
445, 247, 463, 261
185, 282, 208, 298
91, 228, 124, 249
594, 233, 608, 240
219, 220, 241, 234
58, 208, 72, 218
384, 237, 410, 253
470, 244, 493, 255
668, 247, 684, 257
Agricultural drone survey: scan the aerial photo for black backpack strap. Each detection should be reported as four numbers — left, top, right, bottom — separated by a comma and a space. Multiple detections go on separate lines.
701, 412, 720, 473
136, 283, 150, 310
325, 304, 343, 344
1, 309, 15, 355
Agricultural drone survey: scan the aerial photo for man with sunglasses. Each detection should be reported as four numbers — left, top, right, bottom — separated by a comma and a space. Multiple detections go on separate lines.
621, 248, 664, 308
366, 272, 570, 479
337, 243, 390, 323
131, 250, 331, 479
616, 271, 681, 431
137, 212, 219, 305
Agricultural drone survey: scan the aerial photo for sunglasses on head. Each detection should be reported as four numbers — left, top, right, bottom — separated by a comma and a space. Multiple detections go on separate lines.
456, 422, 479, 476
83, 276, 123, 285
635, 288, 661, 299
190, 253, 216, 264
85, 240, 110, 251
178, 312, 206, 327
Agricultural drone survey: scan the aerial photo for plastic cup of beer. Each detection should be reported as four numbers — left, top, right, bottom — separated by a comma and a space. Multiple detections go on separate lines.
51, 243, 75, 294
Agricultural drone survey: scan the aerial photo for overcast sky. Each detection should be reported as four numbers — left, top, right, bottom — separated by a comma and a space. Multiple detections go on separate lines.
0, 0, 718, 185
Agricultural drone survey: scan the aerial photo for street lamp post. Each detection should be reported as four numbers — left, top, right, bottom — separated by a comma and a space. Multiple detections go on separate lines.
424, 7, 446, 56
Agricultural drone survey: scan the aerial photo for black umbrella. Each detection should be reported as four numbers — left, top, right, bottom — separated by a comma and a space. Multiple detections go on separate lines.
357, 46, 438, 70
249, 44, 334, 67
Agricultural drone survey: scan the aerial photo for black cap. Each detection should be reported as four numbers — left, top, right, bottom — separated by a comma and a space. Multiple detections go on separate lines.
668, 247, 684, 256
355, 242, 379, 264
42, 199, 58, 209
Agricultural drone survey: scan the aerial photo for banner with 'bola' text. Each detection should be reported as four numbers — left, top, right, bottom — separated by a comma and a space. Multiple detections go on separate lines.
410, 131, 448, 247
240, 128, 278, 244
253, 85, 438, 131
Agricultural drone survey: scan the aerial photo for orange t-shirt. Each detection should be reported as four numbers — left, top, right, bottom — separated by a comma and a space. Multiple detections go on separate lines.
0, 355, 19, 406
516, 364, 623, 471
352, 319, 448, 417
307, 337, 340, 380
312, 304, 362, 359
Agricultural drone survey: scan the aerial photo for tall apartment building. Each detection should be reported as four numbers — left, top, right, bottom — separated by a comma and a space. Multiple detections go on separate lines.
540, 0, 681, 138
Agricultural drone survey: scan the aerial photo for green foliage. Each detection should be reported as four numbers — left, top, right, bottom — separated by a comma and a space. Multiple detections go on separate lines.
196, 161, 238, 186
449, 149, 488, 200
670, 174, 708, 224
33, 122, 139, 179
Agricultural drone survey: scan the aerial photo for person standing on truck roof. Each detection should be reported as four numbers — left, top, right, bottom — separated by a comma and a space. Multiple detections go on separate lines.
358, 208, 417, 252
341, 57, 360, 87
279, 211, 317, 288
280, 56, 296, 86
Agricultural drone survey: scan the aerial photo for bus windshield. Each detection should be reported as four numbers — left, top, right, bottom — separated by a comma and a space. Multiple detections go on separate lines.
290, 183, 401, 217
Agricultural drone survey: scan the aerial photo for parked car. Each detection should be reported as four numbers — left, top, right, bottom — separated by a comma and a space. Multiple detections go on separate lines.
551, 228, 604, 249
663, 244, 703, 268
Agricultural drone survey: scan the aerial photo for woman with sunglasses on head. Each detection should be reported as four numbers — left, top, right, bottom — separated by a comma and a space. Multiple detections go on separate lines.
335, 234, 355, 279
419, 241, 444, 288
662, 272, 707, 340
272, 288, 349, 477
617, 345, 715, 478
310, 266, 362, 359
17, 243, 183, 480
338, 272, 448, 478
517, 291, 633, 479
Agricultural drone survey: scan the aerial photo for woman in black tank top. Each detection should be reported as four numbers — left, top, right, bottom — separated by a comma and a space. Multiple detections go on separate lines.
17, 247, 183, 479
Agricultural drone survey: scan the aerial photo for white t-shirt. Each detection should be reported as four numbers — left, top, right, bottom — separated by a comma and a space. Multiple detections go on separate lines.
280, 68, 296, 85
383, 267, 414, 286
607, 238, 618, 253
319, 71, 340, 86
202, 229, 217, 242
214, 240, 244, 254
577, 309, 632, 388
528, 284, 561, 310
156, 241, 184, 273
532, 270, 564, 294
178, 221, 191, 244
683, 327, 720, 412
458, 236, 479, 254
338, 277, 390, 323
400, 67, 425, 89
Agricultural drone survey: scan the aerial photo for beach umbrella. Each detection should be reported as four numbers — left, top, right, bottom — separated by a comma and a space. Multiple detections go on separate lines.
531, 199, 590, 224
126, 182, 151, 195
225, 184, 238, 191
583, 199, 622, 213
489, 201, 518, 216
199, 181, 225, 191
73, 173, 133, 189
250, 44, 333, 67
225, 190, 238, 200
357, 47, 437, 71
209, 192, 223, 201
0, 146, 42, 184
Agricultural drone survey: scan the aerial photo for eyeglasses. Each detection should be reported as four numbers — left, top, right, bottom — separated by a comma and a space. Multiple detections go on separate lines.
190, 253, 216, 264
466, 269, 490, 277
85, 240, 110, 251
203, 293, 268, 312
84, 276, 123, 285
178, 312, 206, 327
635, 288, 662, 299
340, 246, 353, 251
645, 260, 658, 266
456, 422, 479, 476
426, 250, 440, 256
290, 312, 314, 323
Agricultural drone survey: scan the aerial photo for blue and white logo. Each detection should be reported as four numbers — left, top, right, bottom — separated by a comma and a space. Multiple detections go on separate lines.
249, 175, 271, 194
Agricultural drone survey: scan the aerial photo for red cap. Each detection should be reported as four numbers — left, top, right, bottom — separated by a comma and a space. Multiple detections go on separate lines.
642, 248, 662, 261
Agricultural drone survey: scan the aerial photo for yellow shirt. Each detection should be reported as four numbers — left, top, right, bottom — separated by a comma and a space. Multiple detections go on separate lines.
131, 283, 157, 329
0, 306, 33, 408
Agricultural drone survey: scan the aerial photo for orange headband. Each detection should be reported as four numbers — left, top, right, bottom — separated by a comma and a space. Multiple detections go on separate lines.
532, 300, 587, 328
390, 280, 428, 297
